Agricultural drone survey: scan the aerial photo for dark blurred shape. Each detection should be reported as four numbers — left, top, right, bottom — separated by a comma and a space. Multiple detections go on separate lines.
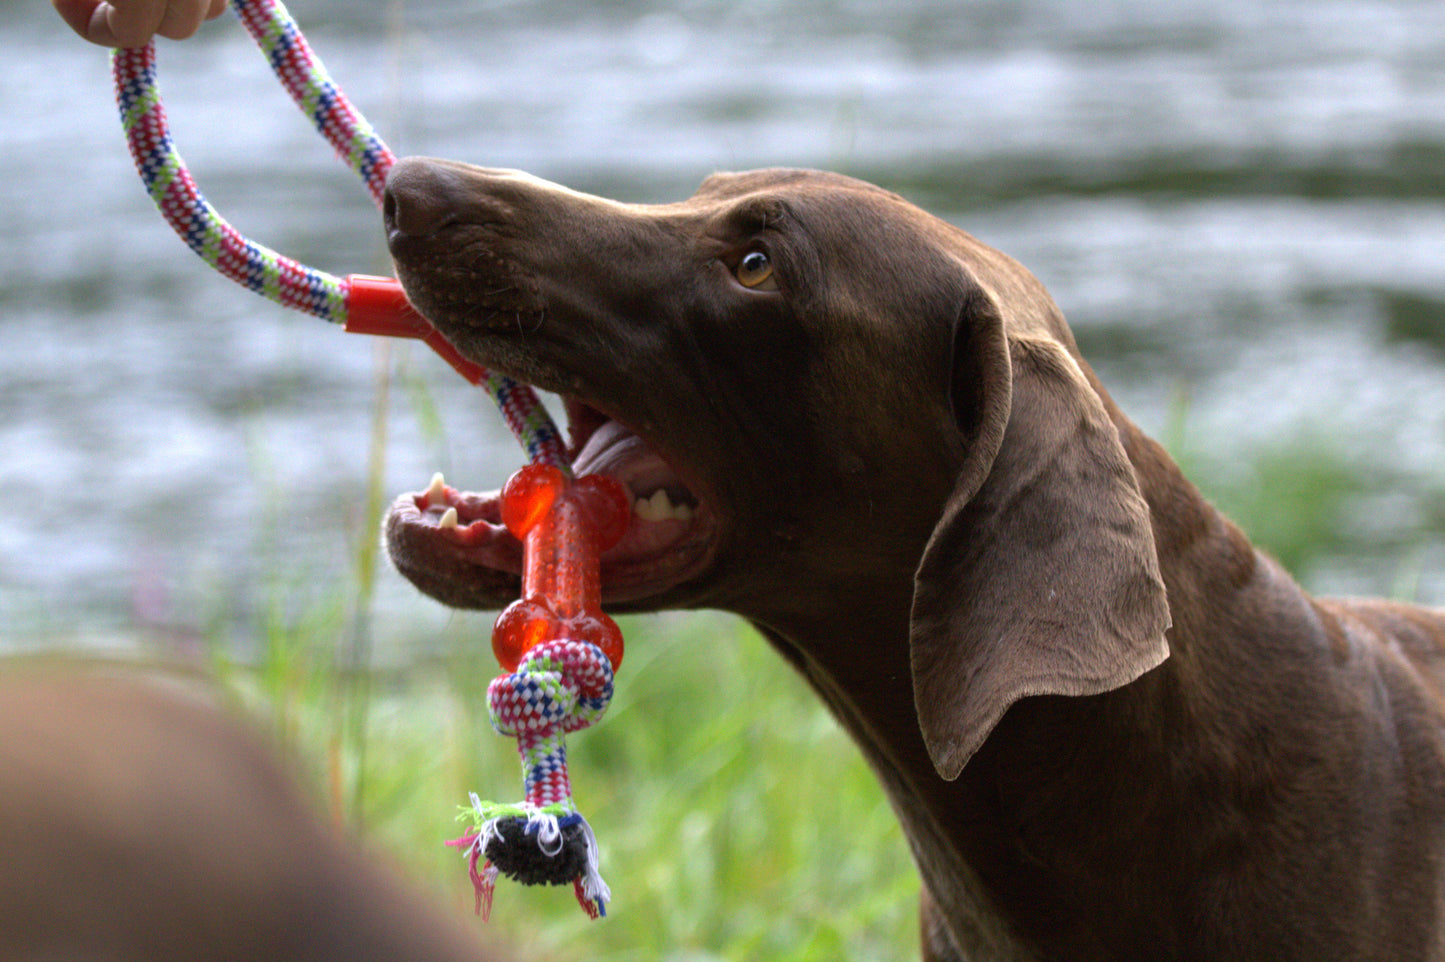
0, 661, 503, 962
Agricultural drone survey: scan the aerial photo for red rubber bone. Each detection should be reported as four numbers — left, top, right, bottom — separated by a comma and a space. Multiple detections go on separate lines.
490, 464, 631, 672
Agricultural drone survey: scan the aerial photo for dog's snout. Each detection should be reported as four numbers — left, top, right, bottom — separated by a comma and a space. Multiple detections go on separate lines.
384, 157, 466, 237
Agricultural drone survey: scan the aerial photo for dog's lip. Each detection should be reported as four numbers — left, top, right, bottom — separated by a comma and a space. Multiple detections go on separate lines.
387, 399, 722, 605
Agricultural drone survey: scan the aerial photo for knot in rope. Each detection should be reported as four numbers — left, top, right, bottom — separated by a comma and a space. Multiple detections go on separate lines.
488, 640, 613, 810
489, 639, 614, 738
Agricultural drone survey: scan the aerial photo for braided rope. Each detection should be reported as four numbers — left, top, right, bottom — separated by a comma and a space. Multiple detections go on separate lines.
231, 0, 391, 205
113, 41, 349, 320
450, 639, 614, 918
110, 0, 568, 469
488, 639, 614, 807
107, 1, 617, 920
491, 635, 615, 762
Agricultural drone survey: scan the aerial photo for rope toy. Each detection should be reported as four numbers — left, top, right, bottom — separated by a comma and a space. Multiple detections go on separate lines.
108, 0, 626, 919
448, 463, 630, 919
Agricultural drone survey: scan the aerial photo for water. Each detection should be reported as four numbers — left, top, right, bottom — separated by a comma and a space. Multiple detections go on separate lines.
2, 0, 1443, 656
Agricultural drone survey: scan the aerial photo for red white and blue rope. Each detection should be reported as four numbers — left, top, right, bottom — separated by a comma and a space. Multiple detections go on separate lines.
450, 639, 615, 919
109, 0, 613, 919
231, 0, 391, 206
109, 0, 568, 469
489, 639, 615, 802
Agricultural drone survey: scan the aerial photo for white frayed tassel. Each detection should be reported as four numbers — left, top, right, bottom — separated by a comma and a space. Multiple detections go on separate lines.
574, 814, 612, 909
467, 793, 501, 859
525, 807, 565, 856
469, 795, 568, 860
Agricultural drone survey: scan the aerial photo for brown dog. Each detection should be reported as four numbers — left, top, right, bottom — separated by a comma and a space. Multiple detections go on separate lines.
382, 159, 1445, 961
0, 664, 497, 962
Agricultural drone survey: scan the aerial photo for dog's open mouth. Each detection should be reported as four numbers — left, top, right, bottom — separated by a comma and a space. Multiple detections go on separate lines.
387, 396, 719, 607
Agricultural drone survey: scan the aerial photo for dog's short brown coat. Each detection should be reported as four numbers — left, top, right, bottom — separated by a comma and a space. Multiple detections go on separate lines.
383, 161, 1445, 961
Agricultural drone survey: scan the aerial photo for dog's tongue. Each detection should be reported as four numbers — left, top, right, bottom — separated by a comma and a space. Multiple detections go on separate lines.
572, 420, 638, 476
571, 420, 677, 496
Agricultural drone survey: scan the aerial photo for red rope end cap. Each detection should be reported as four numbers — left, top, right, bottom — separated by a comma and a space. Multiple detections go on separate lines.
343, 274, 490, 385
343, 274, 430, 338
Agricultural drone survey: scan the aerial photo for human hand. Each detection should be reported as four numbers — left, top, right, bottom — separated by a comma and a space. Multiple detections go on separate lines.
53, 0, 229, 47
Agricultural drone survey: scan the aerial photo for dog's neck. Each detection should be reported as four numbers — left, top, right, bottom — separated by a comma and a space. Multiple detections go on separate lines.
746, 397, 1301, 958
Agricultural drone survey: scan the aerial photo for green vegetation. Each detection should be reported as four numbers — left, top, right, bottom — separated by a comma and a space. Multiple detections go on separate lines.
204, 363, 916, 959
200, 378, 1445, 962
28, 360, 1442, 962
1162, 389, 1444, 603
218, 610, 919, 962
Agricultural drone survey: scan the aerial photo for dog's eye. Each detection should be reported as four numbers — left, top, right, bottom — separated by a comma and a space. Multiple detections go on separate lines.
735, 250, 778, 290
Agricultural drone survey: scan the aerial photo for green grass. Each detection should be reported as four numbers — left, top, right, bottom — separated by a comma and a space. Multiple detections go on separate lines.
216, 610, 919, 962
202, 383, 1444, 962
81, 364, 1441, 961
204, 360, 916, 959
1162, 388, 1444, 602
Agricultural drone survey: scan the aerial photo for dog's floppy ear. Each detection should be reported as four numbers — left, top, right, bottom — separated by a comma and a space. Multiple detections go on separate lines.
910, 287, 1170, 780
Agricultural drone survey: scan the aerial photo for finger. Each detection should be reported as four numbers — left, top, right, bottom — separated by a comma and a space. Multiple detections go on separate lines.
155, 0, 209, 40
52, 0, 96, 38
51, 0, 110, 44
102, 0, 171, 47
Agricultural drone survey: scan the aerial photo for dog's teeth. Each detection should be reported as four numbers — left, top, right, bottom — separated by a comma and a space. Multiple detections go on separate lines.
425, 472, 447, 505
439, 507, 459, 529
644, 489, 671, 522
633, 489, 693, 523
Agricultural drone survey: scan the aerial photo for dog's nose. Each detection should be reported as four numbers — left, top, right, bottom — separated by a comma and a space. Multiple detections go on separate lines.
383, 157, 464, 237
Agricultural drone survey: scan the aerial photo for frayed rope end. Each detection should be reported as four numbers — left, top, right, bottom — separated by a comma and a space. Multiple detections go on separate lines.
449, 796, 609, 920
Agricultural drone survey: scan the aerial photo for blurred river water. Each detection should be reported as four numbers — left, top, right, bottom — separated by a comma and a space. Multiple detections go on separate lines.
1, 0, 1443, 657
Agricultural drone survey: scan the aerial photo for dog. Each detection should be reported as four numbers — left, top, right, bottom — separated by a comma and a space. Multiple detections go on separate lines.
381, 158, 1445, 960
0, 663, 497, 962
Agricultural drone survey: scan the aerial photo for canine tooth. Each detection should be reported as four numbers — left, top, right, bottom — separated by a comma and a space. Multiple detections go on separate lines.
426, 472, 447, 505
439, 507, 459, 529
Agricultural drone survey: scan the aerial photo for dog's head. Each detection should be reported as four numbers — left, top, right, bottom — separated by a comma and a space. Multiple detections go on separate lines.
384, 158, 1169, 776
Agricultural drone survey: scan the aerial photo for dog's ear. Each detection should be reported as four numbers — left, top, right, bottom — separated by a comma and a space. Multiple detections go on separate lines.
910, 288, 1170, 781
